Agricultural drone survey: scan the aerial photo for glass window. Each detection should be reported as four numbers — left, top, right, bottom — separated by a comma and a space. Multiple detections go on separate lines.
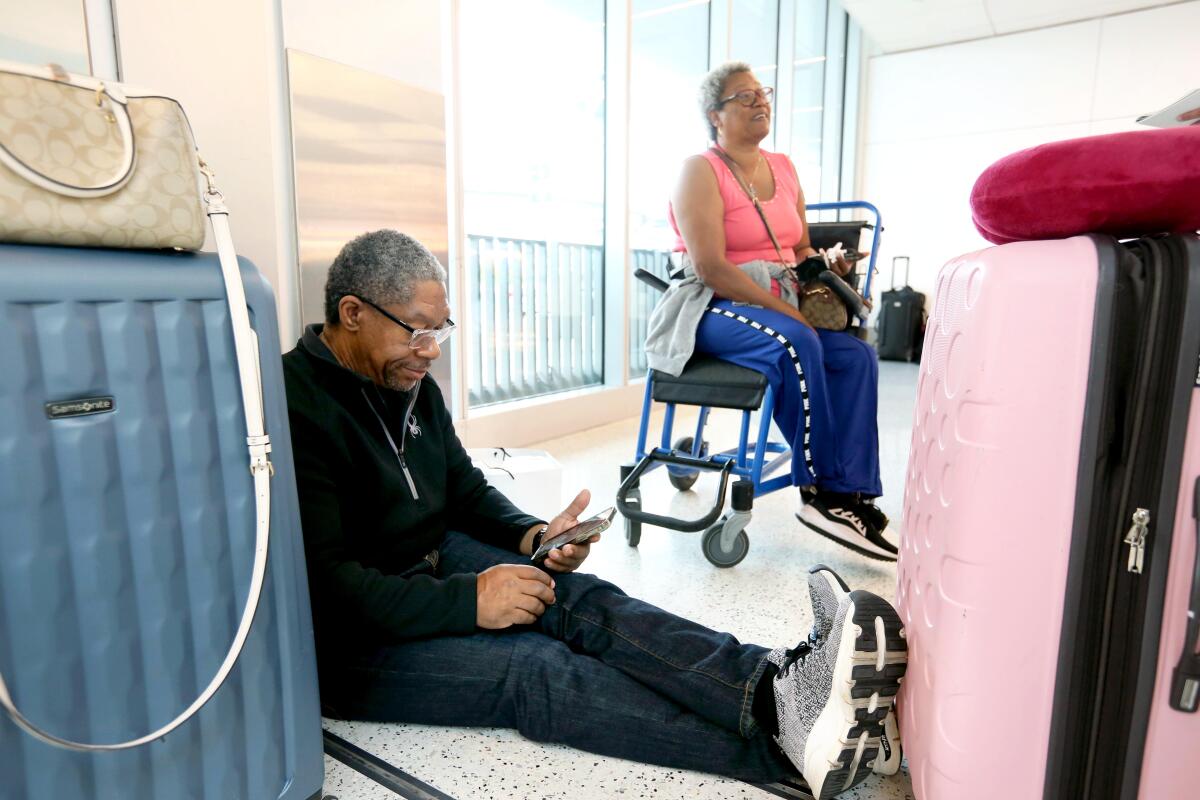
459, 0, 606, 406
729, 0, 779, 150
0, 1, 91, 74
454, 0, 858, 402
790, 0, 828, 196
818, 5, 848, 203
627, 0, 710, 377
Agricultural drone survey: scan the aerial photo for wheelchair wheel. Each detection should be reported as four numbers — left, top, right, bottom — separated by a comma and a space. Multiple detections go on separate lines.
702, 522, 749, 568
624, 488, 642, 547
667, 436, 702, 491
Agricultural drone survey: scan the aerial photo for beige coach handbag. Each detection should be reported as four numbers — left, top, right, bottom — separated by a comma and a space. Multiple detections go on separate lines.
0, 60, 206, 250
0, 61, 274, 754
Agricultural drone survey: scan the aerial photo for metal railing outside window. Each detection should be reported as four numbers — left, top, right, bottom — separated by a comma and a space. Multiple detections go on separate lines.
628, 249, 672, 377
465, 234, 605, 406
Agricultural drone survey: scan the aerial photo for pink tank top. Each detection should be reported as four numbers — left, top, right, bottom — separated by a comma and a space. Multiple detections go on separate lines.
669, 149, 804, 265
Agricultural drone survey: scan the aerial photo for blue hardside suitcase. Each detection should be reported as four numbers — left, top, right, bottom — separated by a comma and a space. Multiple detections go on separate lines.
0, 244, 324, 800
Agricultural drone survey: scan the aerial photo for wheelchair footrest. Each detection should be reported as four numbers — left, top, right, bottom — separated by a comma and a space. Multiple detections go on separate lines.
615, 449, 736, 533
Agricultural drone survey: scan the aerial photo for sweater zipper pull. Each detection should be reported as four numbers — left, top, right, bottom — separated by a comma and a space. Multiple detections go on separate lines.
398, 452, 419, 500
362, 385, 420, 500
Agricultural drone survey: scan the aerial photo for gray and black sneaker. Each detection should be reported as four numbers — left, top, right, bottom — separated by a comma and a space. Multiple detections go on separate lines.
773, 590, 908, 798
766, 566, 849, 674
807, 564, 852, 638
805, 565, 903, 776
797, 492, 898, 562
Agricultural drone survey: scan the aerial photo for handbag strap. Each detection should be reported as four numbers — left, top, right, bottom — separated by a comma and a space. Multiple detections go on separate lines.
0, 156, 274, 752
709, 146, 787, 264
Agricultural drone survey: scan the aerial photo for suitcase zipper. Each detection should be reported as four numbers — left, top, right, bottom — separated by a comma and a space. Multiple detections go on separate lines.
1049, 237, 1191, 800
1085, 240, 1176, 798
1082, 238, 1187, 799
1123, 508, 1151, 574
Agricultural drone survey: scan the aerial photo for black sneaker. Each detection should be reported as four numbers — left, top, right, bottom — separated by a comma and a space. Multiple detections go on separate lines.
855, 501, 900, 555
797, 492, 898, 562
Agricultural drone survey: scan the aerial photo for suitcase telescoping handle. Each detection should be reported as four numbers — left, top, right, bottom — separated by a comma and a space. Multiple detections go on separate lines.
1169, 476, 1200, 712
891, 256, 910, 290
0, 157, 274, 751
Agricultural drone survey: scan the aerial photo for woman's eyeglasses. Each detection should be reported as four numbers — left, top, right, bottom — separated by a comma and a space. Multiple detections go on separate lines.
354, 296, 456, 350
718, 87, 774, 108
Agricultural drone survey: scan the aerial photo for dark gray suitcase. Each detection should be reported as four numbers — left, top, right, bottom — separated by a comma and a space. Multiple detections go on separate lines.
876, 256, 926, 361
0, 244, 324, 800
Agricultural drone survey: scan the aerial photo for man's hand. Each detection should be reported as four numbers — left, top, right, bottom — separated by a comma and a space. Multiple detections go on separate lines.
1179, 107, 1200, 124
543, 489, 599, 574
476, 564, 556, 629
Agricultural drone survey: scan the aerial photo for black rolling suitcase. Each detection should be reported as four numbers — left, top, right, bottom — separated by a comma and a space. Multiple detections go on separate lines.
875, 256, 926, 361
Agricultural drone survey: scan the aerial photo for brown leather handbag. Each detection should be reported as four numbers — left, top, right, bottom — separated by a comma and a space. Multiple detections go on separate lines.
799, 277, 851, 330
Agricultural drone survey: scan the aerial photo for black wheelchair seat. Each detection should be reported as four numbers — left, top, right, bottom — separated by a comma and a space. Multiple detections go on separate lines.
651, 355, 767, 411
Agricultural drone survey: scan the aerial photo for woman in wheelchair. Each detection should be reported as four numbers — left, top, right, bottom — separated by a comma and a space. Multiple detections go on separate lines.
645, 62, 897, 562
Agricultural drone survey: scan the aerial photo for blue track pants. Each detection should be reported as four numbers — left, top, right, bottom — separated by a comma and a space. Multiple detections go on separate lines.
694, 299, 882, 496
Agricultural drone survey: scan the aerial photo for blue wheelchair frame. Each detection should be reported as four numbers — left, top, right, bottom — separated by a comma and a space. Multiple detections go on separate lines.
615, 201, 882, 567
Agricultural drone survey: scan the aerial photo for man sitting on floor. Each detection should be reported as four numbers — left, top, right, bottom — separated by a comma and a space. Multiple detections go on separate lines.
282, 229, 908, 797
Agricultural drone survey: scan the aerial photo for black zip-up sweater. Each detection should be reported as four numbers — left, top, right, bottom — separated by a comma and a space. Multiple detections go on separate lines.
283, 325, 542, 659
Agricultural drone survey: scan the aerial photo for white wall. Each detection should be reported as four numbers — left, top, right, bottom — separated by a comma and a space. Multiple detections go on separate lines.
283, 0, 444, 94
114, 0, 301, 341
858, 1, 1200, 300
113, 0, 449, 349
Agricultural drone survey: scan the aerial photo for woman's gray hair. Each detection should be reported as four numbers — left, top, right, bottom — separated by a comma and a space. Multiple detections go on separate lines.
698, 61, 753, 142
324, 230, 447, 325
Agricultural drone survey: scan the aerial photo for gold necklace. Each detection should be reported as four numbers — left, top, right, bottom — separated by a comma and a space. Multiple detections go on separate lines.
717, 145, 765, 200
746, 154, 764, 200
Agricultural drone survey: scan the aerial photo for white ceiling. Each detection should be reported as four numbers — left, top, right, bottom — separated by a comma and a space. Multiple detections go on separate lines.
840, 0, 1181, 53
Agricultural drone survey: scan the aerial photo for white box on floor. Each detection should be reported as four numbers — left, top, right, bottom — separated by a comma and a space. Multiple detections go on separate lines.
468, 447, 563, 521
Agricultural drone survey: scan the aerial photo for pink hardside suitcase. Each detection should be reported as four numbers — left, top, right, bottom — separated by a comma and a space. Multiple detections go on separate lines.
897, 233, 1200, 800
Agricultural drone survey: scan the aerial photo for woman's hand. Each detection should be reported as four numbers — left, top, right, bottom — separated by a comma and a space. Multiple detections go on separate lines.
822, 248, 869, 278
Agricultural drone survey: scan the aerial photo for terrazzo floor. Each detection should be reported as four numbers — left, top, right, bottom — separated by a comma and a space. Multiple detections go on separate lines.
321, 361, 921, 800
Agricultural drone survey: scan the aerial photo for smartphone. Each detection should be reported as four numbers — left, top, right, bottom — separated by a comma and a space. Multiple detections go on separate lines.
532, 507, 616, 561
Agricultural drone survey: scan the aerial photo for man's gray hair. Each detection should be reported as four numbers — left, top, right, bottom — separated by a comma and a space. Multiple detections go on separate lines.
324, 230, 447, 325
698, 61, 753, 142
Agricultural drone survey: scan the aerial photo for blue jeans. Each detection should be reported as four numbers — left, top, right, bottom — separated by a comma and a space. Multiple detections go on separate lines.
319, 531, 795, 783
695, 300, 883, 496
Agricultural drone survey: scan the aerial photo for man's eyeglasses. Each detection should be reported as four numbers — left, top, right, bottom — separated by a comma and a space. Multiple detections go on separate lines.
354, 296, 456, 350
718, 87, 774, 108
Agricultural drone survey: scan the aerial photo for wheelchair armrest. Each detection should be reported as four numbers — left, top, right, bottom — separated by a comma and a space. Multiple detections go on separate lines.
634, 268, 670, 293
